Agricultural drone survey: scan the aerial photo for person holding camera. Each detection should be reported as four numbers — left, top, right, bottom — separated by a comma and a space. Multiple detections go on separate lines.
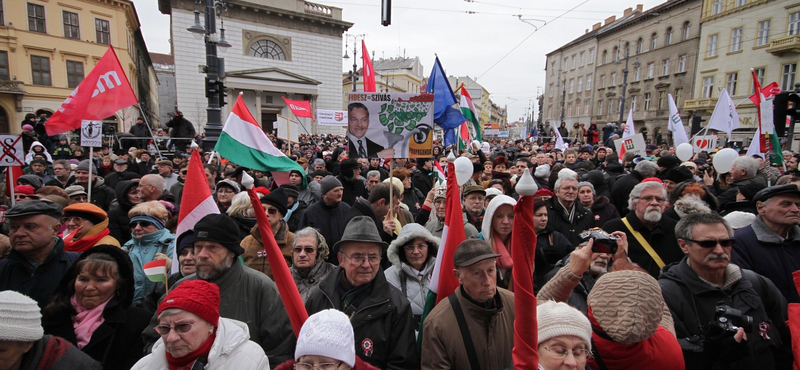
659, 212, 792, 370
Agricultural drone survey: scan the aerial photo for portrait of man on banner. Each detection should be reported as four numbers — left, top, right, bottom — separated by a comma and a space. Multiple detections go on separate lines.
347, 92, 434, 159
347, 102, 390, 158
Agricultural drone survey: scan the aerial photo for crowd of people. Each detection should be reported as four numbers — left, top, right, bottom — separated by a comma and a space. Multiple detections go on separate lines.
1, 121, 800, 370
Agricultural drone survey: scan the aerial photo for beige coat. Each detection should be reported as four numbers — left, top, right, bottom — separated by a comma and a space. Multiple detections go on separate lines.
241, 220, 294, 280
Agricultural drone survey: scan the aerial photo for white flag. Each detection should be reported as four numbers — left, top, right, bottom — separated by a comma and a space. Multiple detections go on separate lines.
706, 89, 740, 137
623, 109, 636, 138
668, 94, 690, 146
746, 128, 764, 158
551, 121, 566, 151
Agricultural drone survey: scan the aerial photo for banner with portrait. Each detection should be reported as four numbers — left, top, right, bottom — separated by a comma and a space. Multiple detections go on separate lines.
347, 92, 434, 158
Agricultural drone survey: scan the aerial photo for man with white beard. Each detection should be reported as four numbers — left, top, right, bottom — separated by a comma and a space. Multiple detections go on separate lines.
602, 180, 684, 278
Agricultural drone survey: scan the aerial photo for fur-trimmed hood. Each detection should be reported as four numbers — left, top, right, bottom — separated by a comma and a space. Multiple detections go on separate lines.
481, 194, 517, 239
673, 197, 712, 219
387, 223, 440, 268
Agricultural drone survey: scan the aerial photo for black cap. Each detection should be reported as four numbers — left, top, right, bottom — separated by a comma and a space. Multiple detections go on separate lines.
753, 185, 800, 204
260, 187, 288, 216
453, 239, 501, 268
193, 214, 244, 255
6, 200, 63, 219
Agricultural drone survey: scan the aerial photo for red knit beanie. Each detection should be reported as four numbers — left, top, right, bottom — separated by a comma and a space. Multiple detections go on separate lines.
15, 185, 36, 195
158, 280, 220, 326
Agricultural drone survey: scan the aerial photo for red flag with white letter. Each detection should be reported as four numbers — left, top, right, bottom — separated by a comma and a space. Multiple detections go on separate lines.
362, 40, 376, 92
46, 46, 138, 135
281, 97, 315, 121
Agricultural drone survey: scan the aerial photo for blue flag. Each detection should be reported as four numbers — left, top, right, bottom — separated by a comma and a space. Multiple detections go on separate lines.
427, 57, 466, 147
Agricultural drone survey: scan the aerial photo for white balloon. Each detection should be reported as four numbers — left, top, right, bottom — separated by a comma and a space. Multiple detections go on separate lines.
712, 148, 739, 174
676, 143, 694, 161
454, 157, 474, 186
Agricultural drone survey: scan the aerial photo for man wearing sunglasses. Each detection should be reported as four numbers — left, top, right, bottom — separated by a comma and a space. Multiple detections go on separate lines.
659, 212, 790, 370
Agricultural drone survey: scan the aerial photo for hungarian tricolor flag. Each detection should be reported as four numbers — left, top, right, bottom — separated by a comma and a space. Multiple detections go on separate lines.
750, 70, 784, 167
459, 84, 482, 142
46, 46, 138, 135
217, 94, 307, 185
362, 40, 376, 92
144, 259, 167, 283
282, 97, 315, 121
172, 149, 219, 274
433, 160, 445, 186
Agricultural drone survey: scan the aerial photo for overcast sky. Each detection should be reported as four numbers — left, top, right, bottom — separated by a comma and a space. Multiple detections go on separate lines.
134, 0, 664, 124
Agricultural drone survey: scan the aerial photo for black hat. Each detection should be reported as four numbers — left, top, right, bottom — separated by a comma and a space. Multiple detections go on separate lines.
176, 230, 195, 256
737, 182, 762, 201
6, 200, 62, 219
753, 185, 800, 204
260, 188, 288, 216
663, 166, 693, 184
646, 144, 658, 153
656, 155, 681, 169
693, 157, 708, 165
17, 174, 43, 190
193, 214, 244, 256
114, 159, 128, 165
279, 184, 300, 199
310, 170, 329, 178
453, 239, 501, 268
580, 146, 593, 154
472, 162, 485, 174
333, 216, 388, 254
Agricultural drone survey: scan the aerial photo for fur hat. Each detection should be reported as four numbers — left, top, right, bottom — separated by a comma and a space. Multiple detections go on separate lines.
588, 270, 664, 344
537, 300, 592, 348
387, 223, 440, 269
0, 291, 43, 341
295, 309, 356, 367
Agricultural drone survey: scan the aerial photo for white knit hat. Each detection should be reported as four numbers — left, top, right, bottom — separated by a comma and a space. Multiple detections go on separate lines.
537, 300, 592, 349
724, 211, 756, 230
295, 309, 355, 367
0, 290, 44, 341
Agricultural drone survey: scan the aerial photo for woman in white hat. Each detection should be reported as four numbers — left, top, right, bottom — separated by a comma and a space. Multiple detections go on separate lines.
537, 300, 593, 370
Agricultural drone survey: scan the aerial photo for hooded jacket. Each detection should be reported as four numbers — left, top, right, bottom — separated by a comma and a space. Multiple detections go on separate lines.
132, 318, 269, 370
385, 224, 439, 318
84, 176, 117, 210
24, 141, 54, 164
659, 258, 790, 370
122, 228, 175, 305
107, 181, 140, 245
480, 195, 518, 290
733, 215, 800, 303
241, 221, 294, 280
589, 195, 620, 227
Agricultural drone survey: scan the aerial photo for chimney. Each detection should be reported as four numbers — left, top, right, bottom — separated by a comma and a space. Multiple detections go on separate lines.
623, 7, 632, 16
636, 4, 643, 12
604, 15, 616, 25
585, 29, 589, 34
592, 22, 602, 30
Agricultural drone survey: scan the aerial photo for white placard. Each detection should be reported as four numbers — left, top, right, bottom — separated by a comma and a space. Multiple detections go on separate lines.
274, 114, 299, 143
498, 131, 510, 137
81, 120, 103, 147
692, 135, 718, 153
613, 133, 647, 156
0, 135, 24, 166
317, 109, 348, 126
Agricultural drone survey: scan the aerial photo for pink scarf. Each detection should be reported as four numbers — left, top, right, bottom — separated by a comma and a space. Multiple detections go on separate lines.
493, 233, 514, 270
70, 295, 110, 349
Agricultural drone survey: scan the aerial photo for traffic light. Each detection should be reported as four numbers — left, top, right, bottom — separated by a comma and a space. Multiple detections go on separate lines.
691, 114, 705, 136
218, 80, 228, 107
205, 77, 218, 98
381, 0, 391, 26
773, 91, 800, 137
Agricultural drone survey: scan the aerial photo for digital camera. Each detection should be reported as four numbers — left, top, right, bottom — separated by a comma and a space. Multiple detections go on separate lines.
579, 229, 618, 255
712, 302, 753, 335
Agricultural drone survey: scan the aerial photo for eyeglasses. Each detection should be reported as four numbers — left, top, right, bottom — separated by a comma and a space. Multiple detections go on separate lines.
154, 322, 197, 336
404, 243, 428, 251
542, 345, 592, 360
266, 207, 279, 215
130, 220, 154, 228
180, 171, 188, 175
14, 195, 28, 199
294, 362, 342, 370
293, 246, 316, 254
684, 238, 736, 248
637, 195, 666, 203
61, 216, 85, 224
341, 252, 381, 265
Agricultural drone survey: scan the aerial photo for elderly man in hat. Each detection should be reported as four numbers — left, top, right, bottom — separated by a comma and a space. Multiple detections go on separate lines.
142, 213, 294, 368
299, 176, 351, 262
103, 158, 136, 190
75, 159, 116, 209
305, 216, 419, 370
155, 159, 179, 190
733, 184, 800, 303
421, 239, 515, 370
0, 200, 78, 308
462, 185, 486, 230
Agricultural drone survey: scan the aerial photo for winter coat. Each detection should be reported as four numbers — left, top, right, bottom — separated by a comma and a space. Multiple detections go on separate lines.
385, 224, 439, 319
290, 260, 336, 303
285, 201, 307, 233
305, 267, 420, 370
546, 196, 595, 246
45, 173, 76, 188
299, 200, 351, 264
338, 173, 369, 207
52, 144, 73, 160
0, 237, 77, 308
411, 167, 434, 197
18, 335, 102, 370
421, 287, 515, 370
537, 229, 573, 270
402, 186, 426, 218
84, 177, 117, 210
424, 213, 479, 239
586, 127, 600, 145
602, 211, 683, 278
609, 170, 645, 215
142, 262, 295, 368
716, 177, 766, 210
590, 195, 620, 227
165, 115, 196, 139
733, 215, 800, 303
107, 181, 139, 245
133, 318, 269, 370
241, 221, 294, 280
659, 258, 791, 370
297, 180, 321, 206
24, 141, 53, 164
122, 228, 175, 306
539, 259, 600, 315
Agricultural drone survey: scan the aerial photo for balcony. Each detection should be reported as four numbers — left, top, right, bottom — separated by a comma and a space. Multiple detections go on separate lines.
684, 98, 716, 111
766, 35, 800, 56
304, 1, 334, 17
0, 80, 25, 95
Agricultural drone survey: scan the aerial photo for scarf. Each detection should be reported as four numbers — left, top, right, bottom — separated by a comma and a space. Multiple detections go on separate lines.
63, 220, 111, 253
337, 270, 373, 311
493, 233, 514, 270
166, 333, 216, 370
70, 295, 110, 349
284, 201, 299, 222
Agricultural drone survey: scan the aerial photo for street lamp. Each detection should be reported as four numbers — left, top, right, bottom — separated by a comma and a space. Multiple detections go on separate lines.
186, 0, 230, 153
343, 33, 366, 92
617, 42, 640, 126
559, 70, 567, 125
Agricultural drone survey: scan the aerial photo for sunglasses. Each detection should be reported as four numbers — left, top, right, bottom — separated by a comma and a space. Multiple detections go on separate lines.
130, 220, 154, 228
265, 207, 279, 215
684, 238, 736, 248
154, 322, 196, 335
180, 171, 188, 175
292, 247, 316, 254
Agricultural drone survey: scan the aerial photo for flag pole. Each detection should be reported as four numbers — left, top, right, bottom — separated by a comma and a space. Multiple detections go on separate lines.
137, 105, 165, 159
87, 146, 93, 203
164, 268, 169, 293
8, 169, 15, 206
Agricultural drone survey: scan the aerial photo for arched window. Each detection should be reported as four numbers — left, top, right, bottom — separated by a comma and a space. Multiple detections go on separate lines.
651, 33, 658, 50
602, 50, 607, 64
613, 46, 619, 62
249, 39, 286, 60
666, 27, 673, 45
624, 42, 630, 57
683, 22, 691, 40
636, 38, 643, 54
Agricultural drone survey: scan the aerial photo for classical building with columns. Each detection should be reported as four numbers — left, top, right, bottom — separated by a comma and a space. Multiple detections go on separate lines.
159, 0, 352, 136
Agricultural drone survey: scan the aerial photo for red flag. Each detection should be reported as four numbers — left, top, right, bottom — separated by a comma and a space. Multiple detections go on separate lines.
281, 97, 315, 121
46, 46, 138, 135
512, 181, 539, 369
362, 40, 376, 92
434, 160, 466, 304
247, 186, 308, 336
749, 81, 780, 106
789, 270, 800, 370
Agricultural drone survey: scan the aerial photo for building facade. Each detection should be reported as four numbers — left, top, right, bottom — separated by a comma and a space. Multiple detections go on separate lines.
0, 0, 156, 134
684, 0, 800, 144
342, 56, 424, 108
160, 0, 352, 136
150, 52, 177, 126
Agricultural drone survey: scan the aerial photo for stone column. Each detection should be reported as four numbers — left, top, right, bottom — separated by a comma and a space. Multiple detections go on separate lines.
255, 90, 262, 127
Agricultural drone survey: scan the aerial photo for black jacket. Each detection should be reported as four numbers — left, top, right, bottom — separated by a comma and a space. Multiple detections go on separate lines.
602, 211, 684, 278
298, 200, 351, 264
715, 177, 766, 210
0, 238, 78, 308
545, 196, 595, 246
103, 170, 137, 191
411, 168, 434, 197
107, 181, 139, 244
733, 216, 800, 303
401, 186, 425, 218
610, 170, 645, 215
590, 195, 620, 227
305, 267, 419, 370
659, 258, 791, 370
84, 177, 117, 210
337, 174, 369, 207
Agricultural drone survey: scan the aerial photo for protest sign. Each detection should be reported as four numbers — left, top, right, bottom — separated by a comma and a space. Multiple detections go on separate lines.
347, 92, 434, 158
317, 109, 348, 126
614, 133, 647, 157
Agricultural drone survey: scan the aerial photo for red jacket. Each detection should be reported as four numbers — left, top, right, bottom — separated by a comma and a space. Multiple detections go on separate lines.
589, 325, 684, 370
